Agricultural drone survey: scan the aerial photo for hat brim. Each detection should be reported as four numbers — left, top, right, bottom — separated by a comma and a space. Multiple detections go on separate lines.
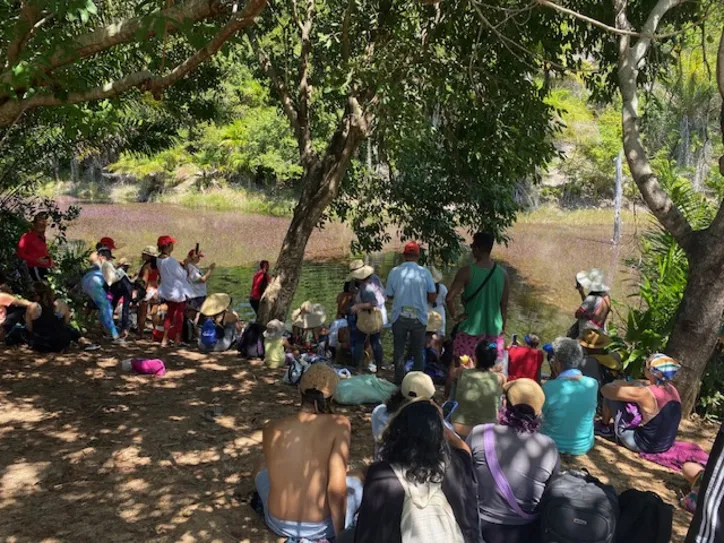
347, 265, 374, 281
200, 294, 232, 316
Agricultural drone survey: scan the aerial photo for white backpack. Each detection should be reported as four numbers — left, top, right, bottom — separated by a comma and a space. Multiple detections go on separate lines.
392, 465, 464, 543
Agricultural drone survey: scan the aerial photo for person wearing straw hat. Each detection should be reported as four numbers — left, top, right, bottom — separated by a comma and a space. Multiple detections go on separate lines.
571, 268, 611, 338
348, 261, 387, 373
578, 328, 623, 389
467, 378, 559, 543
385, 242, 437, 384
137, 245, 160, 338
255, 364, 363, 541
291, 300, 327, 343
599, 353, 683, 453
197, 293, 242, 352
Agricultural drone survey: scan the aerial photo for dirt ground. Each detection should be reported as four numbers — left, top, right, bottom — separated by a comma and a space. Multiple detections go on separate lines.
0, 342, 717, 543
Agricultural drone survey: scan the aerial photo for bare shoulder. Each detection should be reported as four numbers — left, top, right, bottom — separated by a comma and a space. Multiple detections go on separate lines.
329, 414, 351, 432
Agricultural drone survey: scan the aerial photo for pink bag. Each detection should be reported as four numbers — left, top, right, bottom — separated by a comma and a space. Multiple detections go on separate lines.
121, 358, 166, 376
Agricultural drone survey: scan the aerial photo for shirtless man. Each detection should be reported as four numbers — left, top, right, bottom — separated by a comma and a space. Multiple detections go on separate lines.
255, 364, 362, 541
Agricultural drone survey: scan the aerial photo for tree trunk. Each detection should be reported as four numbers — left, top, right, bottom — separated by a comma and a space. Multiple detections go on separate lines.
665, 239, 724, 415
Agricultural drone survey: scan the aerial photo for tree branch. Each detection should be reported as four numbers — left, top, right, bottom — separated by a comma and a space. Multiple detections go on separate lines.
0, 0, 227, 92
615, 0, 694, 251
297, 0, 315, 163
246, 30, 303, 147
6, 2, 42, 68
146, 0, 267, 97
0, 0, 267, 127
0, 71, 154, 127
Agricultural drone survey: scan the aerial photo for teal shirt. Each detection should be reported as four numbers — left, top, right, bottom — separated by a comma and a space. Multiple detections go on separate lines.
541, 376, 598, 456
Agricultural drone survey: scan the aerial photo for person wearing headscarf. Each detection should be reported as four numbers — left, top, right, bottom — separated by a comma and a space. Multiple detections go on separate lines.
600, 353, 682, 453
466, 379, 559, 543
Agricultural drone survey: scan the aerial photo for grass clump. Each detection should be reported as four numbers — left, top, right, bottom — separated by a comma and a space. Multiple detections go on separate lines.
519, 206, 642, 225
164, 187, 294, 217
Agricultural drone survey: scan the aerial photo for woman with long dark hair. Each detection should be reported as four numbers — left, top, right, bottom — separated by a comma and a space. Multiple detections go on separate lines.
466, 379, 559, 543
353, 400, 480, 543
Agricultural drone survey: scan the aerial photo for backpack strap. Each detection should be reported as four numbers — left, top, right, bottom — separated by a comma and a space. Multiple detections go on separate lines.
481, 424, 537, 521
462, 263, 497, 306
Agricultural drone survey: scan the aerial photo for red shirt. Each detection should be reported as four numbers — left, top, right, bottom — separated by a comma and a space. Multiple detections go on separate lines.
17, 230, 53, 268
250, 270, 270, 300
507, 346, 544, 383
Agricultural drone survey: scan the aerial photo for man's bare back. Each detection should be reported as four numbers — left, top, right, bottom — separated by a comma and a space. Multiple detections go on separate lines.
263, 412, 351, 526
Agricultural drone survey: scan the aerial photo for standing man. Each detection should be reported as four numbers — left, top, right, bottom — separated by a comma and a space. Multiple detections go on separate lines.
385, 241, 436, 384
249, 260, 270, 316
447, 231, 509, 362
17, 213, 54, 281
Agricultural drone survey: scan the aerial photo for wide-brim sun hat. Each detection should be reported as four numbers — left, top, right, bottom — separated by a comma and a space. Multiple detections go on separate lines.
504, 378, 545, 416
264, 319, 285, 340
200, 293, 232, 316
579, 328, 611, 350
576, 268, 610, 292
349, 259, 365, 272
347, 264, 375, 282
430, 267, 443, 284
142, 245, 158, 257
301, 363, 339, 398
292, 301, 327, 329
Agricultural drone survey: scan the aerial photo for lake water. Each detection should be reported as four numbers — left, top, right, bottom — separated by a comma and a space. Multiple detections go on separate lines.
65, 201, 641, 345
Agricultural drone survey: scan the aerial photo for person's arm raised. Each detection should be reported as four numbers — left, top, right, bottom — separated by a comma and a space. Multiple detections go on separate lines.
327, 416, 352, 536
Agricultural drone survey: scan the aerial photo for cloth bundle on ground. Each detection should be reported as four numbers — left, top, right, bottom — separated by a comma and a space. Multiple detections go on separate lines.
335, 374, 398, 405
639, 441, 709, 472
120, 358, 166, 376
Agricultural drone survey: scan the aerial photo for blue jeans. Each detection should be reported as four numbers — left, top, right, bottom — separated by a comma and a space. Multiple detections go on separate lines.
82, 270, 119, 339
392, 316, 425, 384
353, 328, 382, 367
255, 469, 363, 539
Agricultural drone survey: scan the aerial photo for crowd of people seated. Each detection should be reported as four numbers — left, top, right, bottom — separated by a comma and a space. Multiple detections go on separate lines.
3, 215, 718, 542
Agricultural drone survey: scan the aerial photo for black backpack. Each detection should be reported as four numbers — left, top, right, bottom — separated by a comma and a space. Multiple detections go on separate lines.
237, 322, 265, 359
615, 489, 672, 543
539, 470, 619, 543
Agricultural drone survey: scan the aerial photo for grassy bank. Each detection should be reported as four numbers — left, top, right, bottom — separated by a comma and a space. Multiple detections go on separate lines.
159, 188, 293, 216
518, 205, 645, 225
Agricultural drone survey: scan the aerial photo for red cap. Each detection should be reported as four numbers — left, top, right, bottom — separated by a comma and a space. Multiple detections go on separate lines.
188, 249, 204, 258
157, 235, 177, 248
403, 241, 420, 256
99, 237, 117, 250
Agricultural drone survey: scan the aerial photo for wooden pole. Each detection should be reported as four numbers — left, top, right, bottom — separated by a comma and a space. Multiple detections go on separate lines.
613, 150, 623, 245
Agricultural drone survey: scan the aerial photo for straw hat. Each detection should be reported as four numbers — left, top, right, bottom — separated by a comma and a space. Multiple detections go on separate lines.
348, 264, 375, 281
426, 311, 443, 333
292, 301, 327, 329
579, 328, 611, 350
200, 293, 232, 316
264, 319, 285, 340
349, 259, 365, 272
576, 268, 610, 292
504, 378, 545, 416
142, 245, 158, 257
430, 267, 443, 284
301, 364, 339, 398
117, 257, 130, 267
401, 371, 435, 401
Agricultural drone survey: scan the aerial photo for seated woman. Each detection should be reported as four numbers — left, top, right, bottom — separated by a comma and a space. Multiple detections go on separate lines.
263, 319, 289, 368
447, 341, 506, 439
197, 293, 243, 353
541, 338, 598, 456
371, 371, 436, 449
25, 282, 97, 352
353, 400, 479, 543
467, 379, 559, 543
600, 353, 682, 453
291, 301, 327, 345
